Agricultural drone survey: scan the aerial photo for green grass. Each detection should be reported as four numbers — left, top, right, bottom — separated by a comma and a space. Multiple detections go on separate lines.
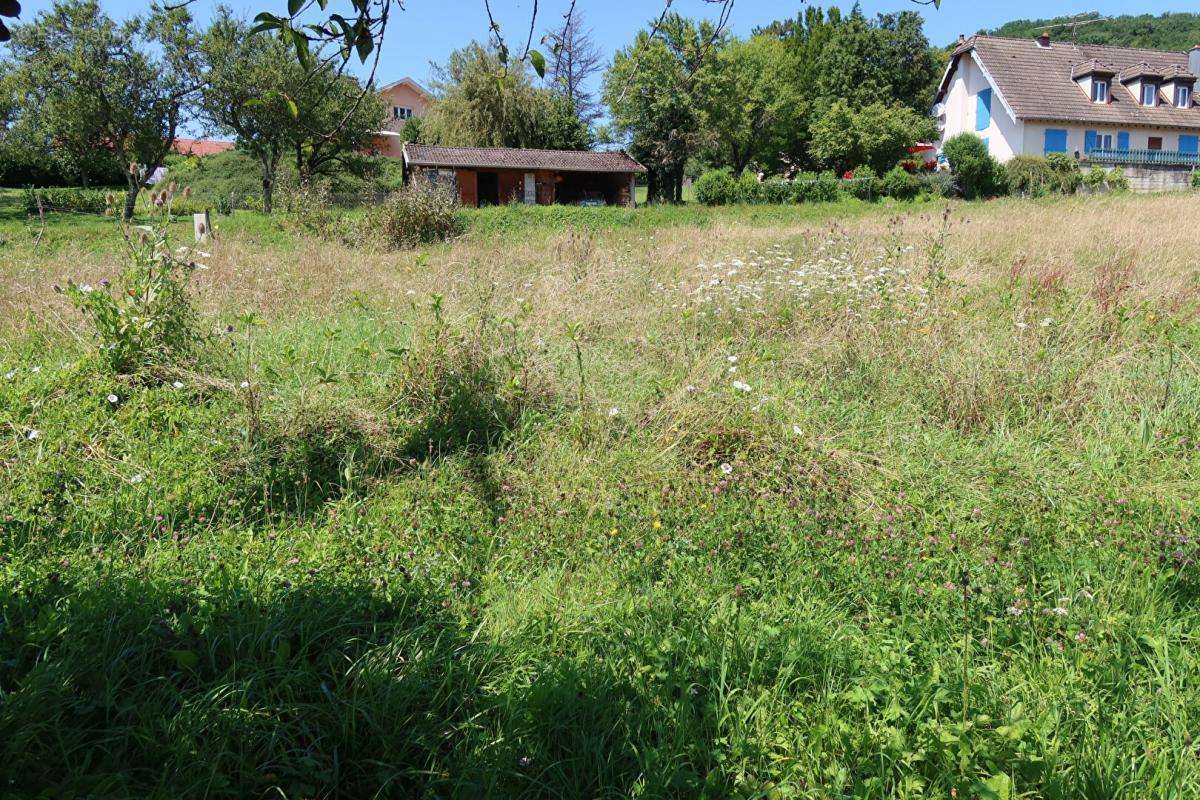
1, 194, 1198, 798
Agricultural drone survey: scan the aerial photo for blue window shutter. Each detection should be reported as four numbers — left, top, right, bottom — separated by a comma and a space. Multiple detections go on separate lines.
976, 89, 992, 131
1117, 131, 1130, 151
1043, 129, 1068, 154
1180, 135, 1198, 154
1084, 130, 1098, 153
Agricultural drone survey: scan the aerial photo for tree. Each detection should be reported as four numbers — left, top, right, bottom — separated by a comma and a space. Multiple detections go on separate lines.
286, 67, 386, 183
603, 14, 720, 202
814, 8, 938, 113
422, 42, 590, 151
809, 99, 936, 175
543, 9, 604, 128
943, 133, 1006, 199
200, 9, 297, 213
701, 35, 803, 175
7, 0, 198, 217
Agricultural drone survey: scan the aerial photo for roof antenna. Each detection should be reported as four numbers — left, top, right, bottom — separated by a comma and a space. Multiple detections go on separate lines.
1040, 12, 1109, 44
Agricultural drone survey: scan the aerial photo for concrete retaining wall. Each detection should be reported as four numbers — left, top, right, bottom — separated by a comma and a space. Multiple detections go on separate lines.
1090, 162, 1195, 193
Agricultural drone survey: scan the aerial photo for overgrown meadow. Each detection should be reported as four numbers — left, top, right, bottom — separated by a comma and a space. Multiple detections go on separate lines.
1, 189, 1199, 799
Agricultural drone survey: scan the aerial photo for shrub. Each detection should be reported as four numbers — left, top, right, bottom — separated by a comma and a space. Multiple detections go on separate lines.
880, 165, 920, 201
792, 171, 841, 203
1046, 153, 1082, 194
942, 133, 1007, 199
22, 187, 110, 215
918, 171, 958, 199
844, 166, 879, 201
64, 188, 206, 376
1005, 155, 1057, 197
1083, 165, 1109, 191
694, 169, 739, 206
736, 172, 764, 204
761, 176, 792, 204
366, 174, 464, 250
1107, 167, 1129, 192
1191, 168, 1200, 188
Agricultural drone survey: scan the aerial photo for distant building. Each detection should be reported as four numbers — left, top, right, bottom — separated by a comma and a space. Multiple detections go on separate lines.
402, 143, 646, 208
172, 138, 236, 157
934, 33, 1200, 188
373, 77, 434, 158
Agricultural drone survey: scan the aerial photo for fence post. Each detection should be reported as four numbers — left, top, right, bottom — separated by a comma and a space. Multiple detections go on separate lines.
193, 210, 211, 242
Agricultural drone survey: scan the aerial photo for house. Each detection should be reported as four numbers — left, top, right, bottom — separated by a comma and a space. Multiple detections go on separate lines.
373, 77, 434, 158
401, 143, 646, 208
171, 138, 236, 157
934, 33, 1200, 188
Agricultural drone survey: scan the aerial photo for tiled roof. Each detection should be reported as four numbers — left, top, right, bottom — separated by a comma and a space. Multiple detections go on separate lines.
1071, 59, 1115, 79
940, 36, 1200, 129
403, 143, 646, 173
1162, 64, 1197, 82
172, 138, 236, 157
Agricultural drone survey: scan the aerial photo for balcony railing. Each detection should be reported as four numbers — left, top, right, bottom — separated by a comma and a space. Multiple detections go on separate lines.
1086, 148, 1200, 166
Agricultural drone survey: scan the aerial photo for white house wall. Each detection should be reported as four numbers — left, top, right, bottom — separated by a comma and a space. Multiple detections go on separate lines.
1022, 122, 1198, 156
939, 54, 1024, 162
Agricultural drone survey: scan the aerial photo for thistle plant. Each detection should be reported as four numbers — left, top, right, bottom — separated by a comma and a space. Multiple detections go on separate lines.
62, 182, 207, 377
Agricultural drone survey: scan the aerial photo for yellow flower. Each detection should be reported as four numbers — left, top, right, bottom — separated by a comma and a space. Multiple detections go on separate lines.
653, 519, 662, 530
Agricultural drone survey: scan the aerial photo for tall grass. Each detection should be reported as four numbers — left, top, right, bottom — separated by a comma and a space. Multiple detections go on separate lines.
1, 192, 1198, 798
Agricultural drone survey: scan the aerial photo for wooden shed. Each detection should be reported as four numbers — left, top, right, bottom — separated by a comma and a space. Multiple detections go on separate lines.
401, 143, 646, 208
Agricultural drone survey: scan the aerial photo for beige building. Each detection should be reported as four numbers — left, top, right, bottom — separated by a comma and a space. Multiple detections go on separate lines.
373, 77, 434, 158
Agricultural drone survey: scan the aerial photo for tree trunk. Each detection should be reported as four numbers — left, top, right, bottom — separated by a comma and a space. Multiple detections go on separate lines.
646, 169, 658, 204
123, 177, 140, 221
674, 170, 684, 203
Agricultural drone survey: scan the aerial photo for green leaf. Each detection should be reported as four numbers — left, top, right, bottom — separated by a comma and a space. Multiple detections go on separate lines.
528, 49, 546, 78
0, 0, 21, 18
287, 0, 303, 16
978, 773, 1013, 800
354, 28, 373, 63
0, 20, 9, 42
274, 639, 292, 666
170, 649, 200, 670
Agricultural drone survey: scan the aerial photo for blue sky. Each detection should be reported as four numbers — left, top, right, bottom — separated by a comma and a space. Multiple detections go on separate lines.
6, 0, 1187, 109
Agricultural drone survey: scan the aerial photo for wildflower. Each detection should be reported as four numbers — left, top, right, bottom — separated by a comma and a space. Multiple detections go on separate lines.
130, 473, 144, 484
719, 463, 734, 475
608, 407, 621, 417
1007, 605, 1024, 616
240, 381, 250, 389
172, 381, 184, 389
5, 370, 15, 380
30, 366, 40, 373
1074, 631, 1088, 643
25, 429, 40, 441
792, 425, 802, 435
107, 394, 119, 404
79, 283, 94, 294
1048, 606, 1068, 616
731, 380, 752, 392
1040, 317, 1054, 328
727, 355, 738, 363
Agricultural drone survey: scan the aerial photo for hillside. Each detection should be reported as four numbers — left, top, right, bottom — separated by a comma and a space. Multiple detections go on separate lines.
982, 12, 1200, 51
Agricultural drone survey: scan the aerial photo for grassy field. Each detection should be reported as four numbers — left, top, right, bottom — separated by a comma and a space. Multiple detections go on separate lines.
1, 189, 1199, 798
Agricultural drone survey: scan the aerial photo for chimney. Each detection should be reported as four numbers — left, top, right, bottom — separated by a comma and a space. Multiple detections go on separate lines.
1037, 31, 1051, 48
957, 34, 966, 45
1190, 44, 1200, 77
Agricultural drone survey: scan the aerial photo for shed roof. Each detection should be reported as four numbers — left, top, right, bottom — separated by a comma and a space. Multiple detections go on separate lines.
938, 36, 1200, 129
403, 143, 646, 173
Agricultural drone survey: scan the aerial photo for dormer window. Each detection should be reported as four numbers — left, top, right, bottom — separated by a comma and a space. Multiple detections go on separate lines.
1142, 83, 1158, 107
1091, 80, 1109, 103
1176, 84, 1192, 108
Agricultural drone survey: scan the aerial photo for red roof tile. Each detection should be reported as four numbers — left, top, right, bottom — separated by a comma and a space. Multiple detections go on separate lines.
172, 138, 236, 157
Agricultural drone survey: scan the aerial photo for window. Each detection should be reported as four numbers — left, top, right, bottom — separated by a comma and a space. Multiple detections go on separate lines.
975, 88, 992, 131
1091, 80, 1109, 103
392, 106, 414, 120
1043, 128, 1068, 154
1148, 136, 1163, 150
1175, 84, 1192, 108
1142, 83, 1158, 106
